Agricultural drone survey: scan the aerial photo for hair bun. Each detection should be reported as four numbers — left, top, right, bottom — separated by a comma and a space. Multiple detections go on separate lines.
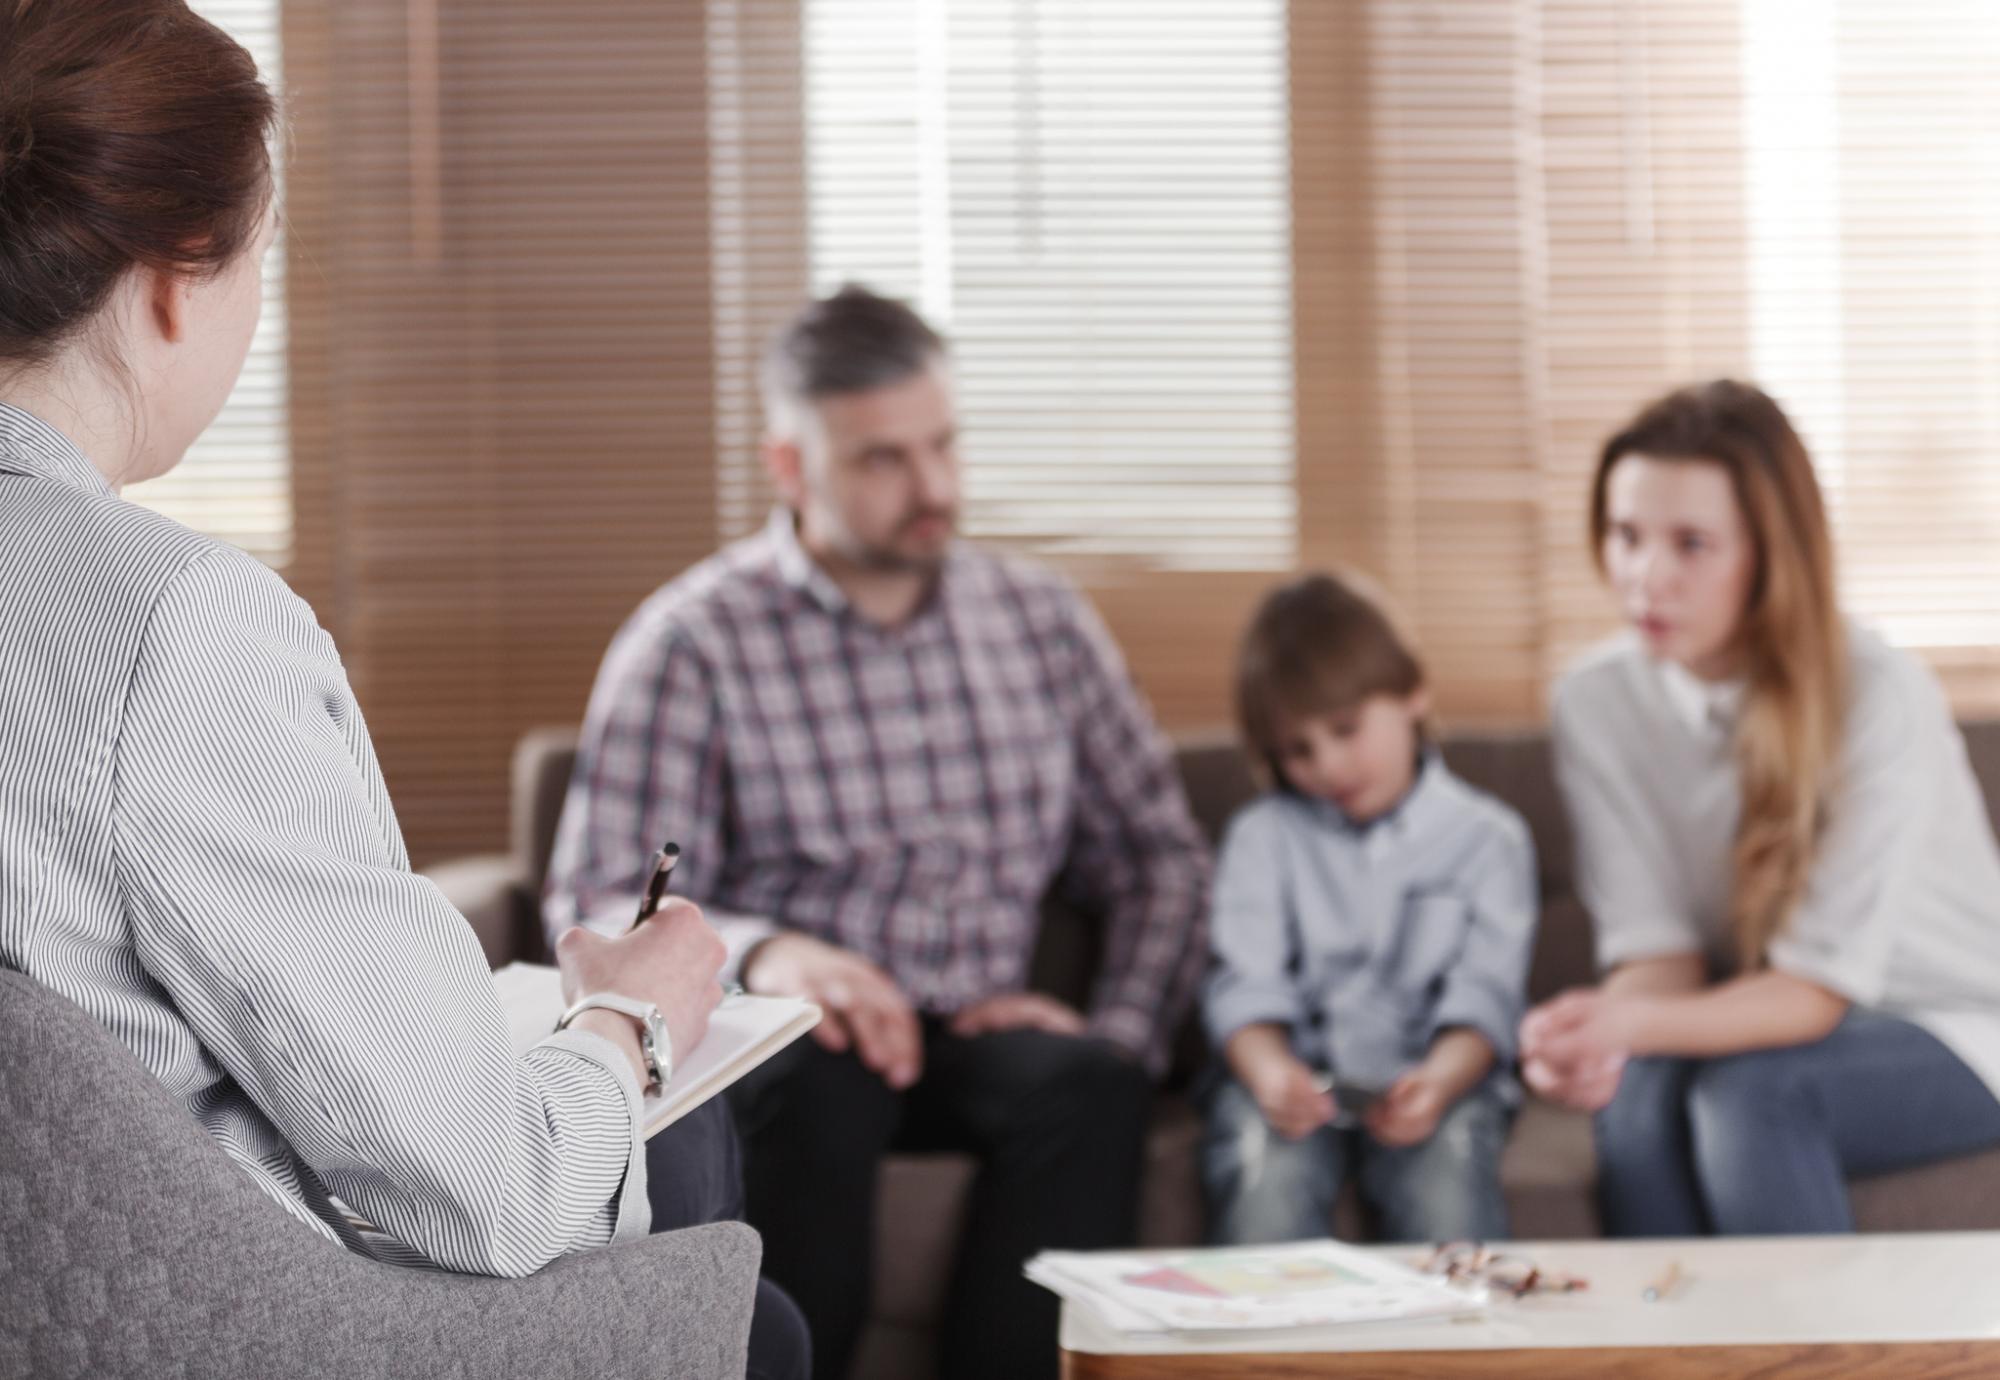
0, 1, 274, 367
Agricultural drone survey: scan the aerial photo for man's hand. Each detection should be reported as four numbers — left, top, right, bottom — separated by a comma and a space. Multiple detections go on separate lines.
1364, 1069, 1449, 1147
555, 898, 726, 1083
1519, 987, 1632, 1111
744, 932, 922, 1089
949, 992, 1087, 1039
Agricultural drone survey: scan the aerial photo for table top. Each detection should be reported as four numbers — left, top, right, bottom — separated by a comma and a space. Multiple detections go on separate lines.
1058, 1233, 2000, 1359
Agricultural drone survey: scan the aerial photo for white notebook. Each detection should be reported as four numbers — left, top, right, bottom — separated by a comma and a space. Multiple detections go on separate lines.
493, 962, 820, 1137
1026, 1240, 1484, 1334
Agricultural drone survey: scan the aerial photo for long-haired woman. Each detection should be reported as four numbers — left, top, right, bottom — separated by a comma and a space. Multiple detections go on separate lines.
1519, 379, 2000, 1235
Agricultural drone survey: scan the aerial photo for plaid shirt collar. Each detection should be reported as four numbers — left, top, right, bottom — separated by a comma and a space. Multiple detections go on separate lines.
763, 505, 969, 632
0, 402, 114, 498
765, 507, 850, 614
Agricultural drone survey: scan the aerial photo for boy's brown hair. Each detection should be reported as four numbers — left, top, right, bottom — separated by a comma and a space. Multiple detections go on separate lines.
1235, 571, 1426, 780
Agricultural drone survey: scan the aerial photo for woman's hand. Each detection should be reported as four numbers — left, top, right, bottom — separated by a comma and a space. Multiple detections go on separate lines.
556, 898, 727, 1083
1519, 987, 1636, 1111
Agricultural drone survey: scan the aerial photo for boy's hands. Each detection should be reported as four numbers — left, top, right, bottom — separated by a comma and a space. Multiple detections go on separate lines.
1250, 1055, 1338, 1140
1226, 1024, 1335, 1140
1364, 1027, 1497, 1146
1364, 1068, 1448, 1146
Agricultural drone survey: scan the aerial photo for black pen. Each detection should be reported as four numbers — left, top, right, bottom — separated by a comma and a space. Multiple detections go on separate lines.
635, 842, 746, 1001
634, 842, 680, 928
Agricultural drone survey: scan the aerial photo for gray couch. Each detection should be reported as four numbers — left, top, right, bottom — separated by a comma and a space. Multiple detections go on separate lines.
431, 722, 2000, 1380
0, 965, 762, 1380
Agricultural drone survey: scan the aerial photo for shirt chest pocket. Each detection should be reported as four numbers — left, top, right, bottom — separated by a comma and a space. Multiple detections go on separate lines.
1383, 888, 1473, 995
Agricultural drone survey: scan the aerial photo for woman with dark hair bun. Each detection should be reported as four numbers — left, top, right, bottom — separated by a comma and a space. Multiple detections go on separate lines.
0, 5, 804, 1368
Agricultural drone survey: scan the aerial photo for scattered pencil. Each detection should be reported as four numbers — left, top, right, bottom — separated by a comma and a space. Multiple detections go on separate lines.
1642, 1260, 1683, 1302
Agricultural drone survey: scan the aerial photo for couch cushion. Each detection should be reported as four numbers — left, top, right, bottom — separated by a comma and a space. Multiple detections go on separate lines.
871, 1153, 977, 1327
1527, 895, 1596, 1006
1438, 729, 1573, 901
1851, 1146, 2000, 1231
1500, 1099, 1600, 1240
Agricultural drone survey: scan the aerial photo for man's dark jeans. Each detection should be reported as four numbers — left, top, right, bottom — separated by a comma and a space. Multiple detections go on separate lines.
728, 1020, 1152, 1380
645, 1097, 812, 1379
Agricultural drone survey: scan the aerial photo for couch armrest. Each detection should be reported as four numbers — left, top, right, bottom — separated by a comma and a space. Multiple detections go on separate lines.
424, 853, 537, 968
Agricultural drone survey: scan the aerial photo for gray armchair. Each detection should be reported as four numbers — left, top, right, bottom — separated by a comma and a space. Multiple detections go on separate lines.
0, 967, 760, 1380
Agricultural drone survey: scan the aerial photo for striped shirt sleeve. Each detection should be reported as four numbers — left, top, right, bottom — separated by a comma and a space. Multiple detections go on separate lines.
112, 548, 647, 1276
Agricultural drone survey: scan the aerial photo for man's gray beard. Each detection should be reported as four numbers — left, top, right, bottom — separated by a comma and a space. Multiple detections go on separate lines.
834, 526, 951, 576
848, 542, 946, 576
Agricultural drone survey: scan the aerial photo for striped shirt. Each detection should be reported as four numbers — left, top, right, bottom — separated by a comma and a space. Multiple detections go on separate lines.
544, 510, 1210, 1072
0, 401, 647, 1276
1202, 756, 1538, 1096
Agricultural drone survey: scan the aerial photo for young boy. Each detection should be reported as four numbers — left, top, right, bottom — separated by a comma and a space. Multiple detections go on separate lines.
1201, 572, 1537, 1244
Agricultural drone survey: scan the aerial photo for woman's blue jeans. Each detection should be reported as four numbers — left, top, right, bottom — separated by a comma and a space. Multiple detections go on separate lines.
1595, 1008, 2000, 1236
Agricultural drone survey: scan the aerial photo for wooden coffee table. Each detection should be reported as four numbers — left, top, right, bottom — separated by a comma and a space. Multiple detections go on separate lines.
1059, 1233, 2000, 1377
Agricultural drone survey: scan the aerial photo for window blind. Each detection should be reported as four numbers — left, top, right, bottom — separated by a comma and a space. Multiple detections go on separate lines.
794, 0, 1298, 574
272, 0, 2000, 860
122, 0, 292, 569
281, 0, 722, 863
1298, 0, 2000, 720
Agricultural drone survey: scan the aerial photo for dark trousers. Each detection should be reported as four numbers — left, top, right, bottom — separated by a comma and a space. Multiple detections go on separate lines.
644, 1097, 812, 1380
727, 1021, 1152, 1380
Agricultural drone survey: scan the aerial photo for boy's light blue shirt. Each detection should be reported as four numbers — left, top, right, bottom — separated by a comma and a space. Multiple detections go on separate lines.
1201, 755, 1538, 1099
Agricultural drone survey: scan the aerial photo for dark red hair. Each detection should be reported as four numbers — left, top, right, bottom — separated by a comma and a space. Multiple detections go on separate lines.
0, 0, 276, 367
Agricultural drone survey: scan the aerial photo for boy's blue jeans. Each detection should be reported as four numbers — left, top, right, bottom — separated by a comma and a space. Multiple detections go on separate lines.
1595, 1008, 2000, 1236
1200, 1076, 1512, 1244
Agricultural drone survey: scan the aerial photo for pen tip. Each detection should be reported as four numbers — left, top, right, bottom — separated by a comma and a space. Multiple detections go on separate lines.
662, 842, 680, 860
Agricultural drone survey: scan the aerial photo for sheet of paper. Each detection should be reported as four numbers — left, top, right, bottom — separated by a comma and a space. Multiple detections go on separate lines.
493, 962, 820, 1136
1027, 1239, 1485, 1333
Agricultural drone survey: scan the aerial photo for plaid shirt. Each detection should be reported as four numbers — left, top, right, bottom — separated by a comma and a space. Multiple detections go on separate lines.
545, 511, 1211, 1071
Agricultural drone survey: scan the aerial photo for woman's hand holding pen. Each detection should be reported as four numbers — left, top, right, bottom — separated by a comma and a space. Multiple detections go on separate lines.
555, 898, 726, 1081
744, 931, 923, 1089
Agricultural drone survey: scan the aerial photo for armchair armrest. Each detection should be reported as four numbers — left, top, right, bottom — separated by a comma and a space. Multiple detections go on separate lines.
391, 1220, 762, 1378
423, 853, 538, 968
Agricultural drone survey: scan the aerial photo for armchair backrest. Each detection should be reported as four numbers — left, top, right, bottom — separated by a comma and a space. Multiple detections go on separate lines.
0, 966, 760, 1379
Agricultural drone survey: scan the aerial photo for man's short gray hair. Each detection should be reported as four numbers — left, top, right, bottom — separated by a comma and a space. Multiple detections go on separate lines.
760, 284, 947, 437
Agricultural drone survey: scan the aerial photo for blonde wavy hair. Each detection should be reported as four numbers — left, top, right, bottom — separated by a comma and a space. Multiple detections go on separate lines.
1589, 380, 1848, 968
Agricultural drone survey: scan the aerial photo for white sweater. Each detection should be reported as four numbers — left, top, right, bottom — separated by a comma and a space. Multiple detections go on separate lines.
1553, 624, 2000, 1098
